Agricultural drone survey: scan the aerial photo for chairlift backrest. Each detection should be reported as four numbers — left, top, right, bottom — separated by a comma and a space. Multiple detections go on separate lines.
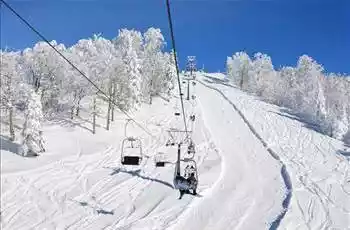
121, 137, 142, 160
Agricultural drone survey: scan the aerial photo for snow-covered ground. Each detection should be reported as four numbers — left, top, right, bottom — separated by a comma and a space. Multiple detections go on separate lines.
1, 72, 349, 229
1, 93, 221, 230
200, 73, 350, 229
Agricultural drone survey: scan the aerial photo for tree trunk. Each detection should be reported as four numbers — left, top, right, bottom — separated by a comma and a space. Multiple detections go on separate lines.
111, 104, 115, 122
92, 97, 96, 134
111, 83, 116, 122
149, 79, 153, 105
106, 82, 114, 130
240, 70, 244, 89
71, 91, 77, 119
106, 101, 111, 131
76, 99, 81, 117
40, 89, 45, 103
9, 107, 15, 141
76, 89, 84, 117
70, 106, 75, 120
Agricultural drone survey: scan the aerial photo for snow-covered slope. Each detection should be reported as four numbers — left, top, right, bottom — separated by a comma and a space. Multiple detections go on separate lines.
1, 73, 349, 230
1, 95, 221, 230
200, 73, 350, 229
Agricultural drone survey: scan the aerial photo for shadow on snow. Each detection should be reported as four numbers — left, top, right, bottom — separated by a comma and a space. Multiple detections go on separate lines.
107, 167, 174, 189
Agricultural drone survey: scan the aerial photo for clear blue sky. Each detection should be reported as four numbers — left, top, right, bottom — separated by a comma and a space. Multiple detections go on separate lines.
1, 0, 349, 74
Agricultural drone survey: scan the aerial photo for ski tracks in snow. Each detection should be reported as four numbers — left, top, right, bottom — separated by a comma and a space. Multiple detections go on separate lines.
167, 78, 285, 230
0, 97, 221, 230
201, 74, 350, 229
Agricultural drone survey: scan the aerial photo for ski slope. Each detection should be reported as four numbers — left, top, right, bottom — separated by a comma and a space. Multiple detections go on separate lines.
199, 73, 350, 229
1, 73, 349, 229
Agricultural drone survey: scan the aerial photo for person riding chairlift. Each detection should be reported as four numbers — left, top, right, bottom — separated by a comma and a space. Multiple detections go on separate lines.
176, 171, 197, 199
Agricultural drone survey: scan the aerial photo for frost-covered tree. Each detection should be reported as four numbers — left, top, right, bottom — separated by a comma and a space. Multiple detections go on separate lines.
21, 89, 44, 156
249, 53, 277, 101
324, 75, 350, 138
0, 51, 23, 141
143, 28, 166, 102
22, 41, 66, 116
162, 51, 177, 96
294, 55, 326, 124
0, 28, 188, 138
115, 29, 143, 108
273, 67, 295, 106
226, 56, 234, 80
227, 52, 252, 89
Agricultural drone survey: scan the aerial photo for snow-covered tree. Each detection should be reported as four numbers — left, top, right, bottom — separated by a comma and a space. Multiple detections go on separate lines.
226, 51, 350, 142
249, 53, 277, 100
143, 28, 166, 102
273, 67, 295, 106
163, 51, 177, 96
0, 51, 23, 140
324, 75, 350, 138
227, 52, 252, 89
226, 57, 233, 80
22, 41, 66, 116
21, 89, 44, 157
115, 29, 143, 108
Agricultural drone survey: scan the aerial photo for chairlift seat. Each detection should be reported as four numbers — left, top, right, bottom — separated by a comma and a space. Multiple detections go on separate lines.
155, 152, 166, 167
121, 137, 142, 166
155, 161, 165, 167
122, 156, 141, 165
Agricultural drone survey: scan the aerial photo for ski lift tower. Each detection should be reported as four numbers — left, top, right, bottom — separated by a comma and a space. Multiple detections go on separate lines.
186, 56, 197, 76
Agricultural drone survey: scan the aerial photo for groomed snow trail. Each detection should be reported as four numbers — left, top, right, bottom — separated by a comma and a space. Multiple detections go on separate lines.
201, 73, 350, 230
197, 77, 293, 229
168, 75, 285, 230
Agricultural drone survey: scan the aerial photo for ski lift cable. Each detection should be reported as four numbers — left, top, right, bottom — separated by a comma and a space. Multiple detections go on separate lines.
1, 0, 155, 138
165, 0, 189, 137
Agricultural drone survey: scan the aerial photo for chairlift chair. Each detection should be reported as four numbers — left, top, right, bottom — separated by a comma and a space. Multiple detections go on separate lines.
121, 137, 143, 166
166, 139, 175, 146
178, 138, 195, 160
155, 152, 166, 167
187, 141, 195, 155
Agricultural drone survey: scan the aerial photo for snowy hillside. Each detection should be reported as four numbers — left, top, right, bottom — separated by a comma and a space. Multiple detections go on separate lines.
200, 73, 350, 229
1, 72, 349, 229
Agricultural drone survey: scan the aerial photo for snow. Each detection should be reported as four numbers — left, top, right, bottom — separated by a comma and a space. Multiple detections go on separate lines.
1, 72, 349, 229
1, 94, 221, 229
200, 73, 350, 229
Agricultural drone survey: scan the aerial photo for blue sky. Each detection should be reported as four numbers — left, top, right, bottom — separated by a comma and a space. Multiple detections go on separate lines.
1, 0, 349, 74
